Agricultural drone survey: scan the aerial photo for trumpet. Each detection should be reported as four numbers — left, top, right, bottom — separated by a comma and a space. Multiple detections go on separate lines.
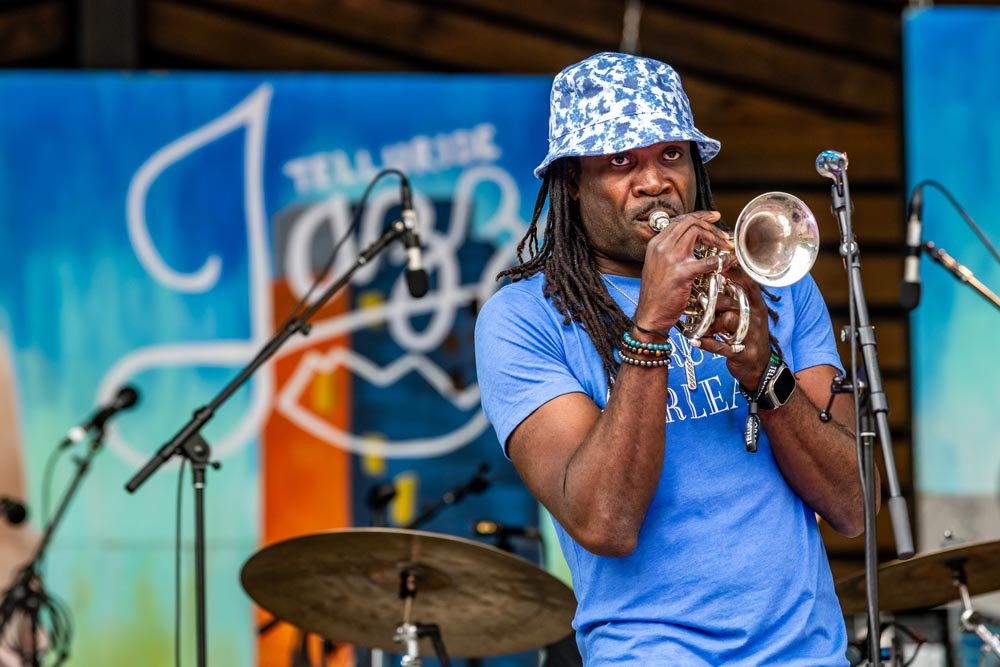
648, 192, 820, 352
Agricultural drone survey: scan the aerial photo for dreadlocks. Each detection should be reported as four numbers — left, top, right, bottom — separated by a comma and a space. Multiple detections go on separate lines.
499, 143, 780, 382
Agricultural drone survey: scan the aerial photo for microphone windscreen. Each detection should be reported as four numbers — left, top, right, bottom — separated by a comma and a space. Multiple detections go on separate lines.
1, 498, 27, 524
406, 269, 429, 298
900, 281, 921, 311
116, 385, 140, 409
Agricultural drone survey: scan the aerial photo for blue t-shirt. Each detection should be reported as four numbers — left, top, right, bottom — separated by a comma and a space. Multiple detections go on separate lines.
475, 272, 848, 666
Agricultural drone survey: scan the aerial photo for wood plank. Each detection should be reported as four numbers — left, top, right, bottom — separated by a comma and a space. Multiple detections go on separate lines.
199, 0, 591, 72
0, 2, 68, 64
812, 253, 902, 306
440, 0, 898, 64
147, 1, 411, 70
422, 0, 898, 114
667, 0, 899, 64
208, 0, 895, 116
638, 8, 895, 118
699, 115, 900, 184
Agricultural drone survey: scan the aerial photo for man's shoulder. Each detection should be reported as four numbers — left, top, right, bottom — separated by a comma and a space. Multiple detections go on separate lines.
480, 273, 549, 316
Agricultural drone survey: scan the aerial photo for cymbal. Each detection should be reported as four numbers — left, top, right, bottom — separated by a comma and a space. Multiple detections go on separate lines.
837, 538, 1000, 614
240, 528, 576, 657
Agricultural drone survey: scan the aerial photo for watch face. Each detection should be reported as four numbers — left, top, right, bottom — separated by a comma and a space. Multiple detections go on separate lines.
772, 366, 797, 404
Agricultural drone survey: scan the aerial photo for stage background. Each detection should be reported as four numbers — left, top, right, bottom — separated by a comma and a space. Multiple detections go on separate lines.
0, 72, 558, 666
905, 6, 1000, 665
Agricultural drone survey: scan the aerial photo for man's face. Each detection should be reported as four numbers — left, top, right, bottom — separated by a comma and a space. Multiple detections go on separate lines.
572, 141, 698, 269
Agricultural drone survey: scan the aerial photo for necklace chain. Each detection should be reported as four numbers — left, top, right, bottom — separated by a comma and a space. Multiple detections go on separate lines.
602, 275, 638, 308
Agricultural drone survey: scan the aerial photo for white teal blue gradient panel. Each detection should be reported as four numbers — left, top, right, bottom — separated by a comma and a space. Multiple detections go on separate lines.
904, 8, 1000, 497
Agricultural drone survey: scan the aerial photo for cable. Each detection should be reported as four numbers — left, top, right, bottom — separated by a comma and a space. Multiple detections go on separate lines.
913, 179, 1000, 266
175, 459, 187, 667
41, 444, 67, 529
283, 168, 411, 325
38, 444, 69, 575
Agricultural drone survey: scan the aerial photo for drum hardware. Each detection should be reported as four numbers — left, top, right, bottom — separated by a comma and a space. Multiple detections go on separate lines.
402, 463, 490, 530
392, 565, 450, 667
952, 559, 1000, 660
240, 528, 575, 659
837, 538, 1000, 661
648, 191, 820, 352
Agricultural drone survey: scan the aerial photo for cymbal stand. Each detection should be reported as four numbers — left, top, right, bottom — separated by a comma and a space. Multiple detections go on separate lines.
394, 567, 451, 667
950, 560, 1000, 659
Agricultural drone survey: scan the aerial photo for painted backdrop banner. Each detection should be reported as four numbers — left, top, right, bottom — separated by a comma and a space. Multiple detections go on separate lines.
904, 8, 1000, 529
0, 72, 551, 665
905, 10, 1000, 663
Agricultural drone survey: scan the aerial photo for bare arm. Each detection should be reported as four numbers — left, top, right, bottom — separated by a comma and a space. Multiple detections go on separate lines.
699, 271, 875, 537
507, 213, 732, 557
0, 331, 37, 589
761, 364, 873, 537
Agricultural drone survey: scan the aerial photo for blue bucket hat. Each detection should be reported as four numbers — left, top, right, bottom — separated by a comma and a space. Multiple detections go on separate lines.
534, 52, 721, 179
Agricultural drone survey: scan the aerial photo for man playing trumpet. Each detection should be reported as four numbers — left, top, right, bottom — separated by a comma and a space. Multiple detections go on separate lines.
475, 52, 872, 665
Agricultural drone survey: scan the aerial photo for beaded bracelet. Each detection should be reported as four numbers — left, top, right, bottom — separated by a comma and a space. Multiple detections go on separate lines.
619, 350, 671, 368
620, 342, 672, 358
622, 330, 673, 355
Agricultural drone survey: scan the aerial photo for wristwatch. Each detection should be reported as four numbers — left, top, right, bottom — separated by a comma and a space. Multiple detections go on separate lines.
757, 362, 796, 410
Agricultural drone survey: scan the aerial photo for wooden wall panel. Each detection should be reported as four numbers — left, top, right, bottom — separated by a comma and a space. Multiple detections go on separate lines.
0, 2, 69, 64
147, 1, 409, 70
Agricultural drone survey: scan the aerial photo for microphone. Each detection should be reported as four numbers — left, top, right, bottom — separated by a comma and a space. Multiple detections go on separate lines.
60, 385, 140, 448
815, 150, 849, 180
901, 185, 924, 311
399, 177, 428, 298
0, 496, 27, 525
366, 481, 397, 511
474, 520, 541, 540
443, 463, 491, 504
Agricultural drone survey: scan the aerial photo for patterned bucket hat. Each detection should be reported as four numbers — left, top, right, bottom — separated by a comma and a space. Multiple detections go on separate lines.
534, 52, 721, 178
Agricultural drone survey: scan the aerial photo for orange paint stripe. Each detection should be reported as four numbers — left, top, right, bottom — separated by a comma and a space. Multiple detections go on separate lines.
257, 282, 354, 667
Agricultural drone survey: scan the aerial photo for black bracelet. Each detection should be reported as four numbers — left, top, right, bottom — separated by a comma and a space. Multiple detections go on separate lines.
633, 321, 672, 341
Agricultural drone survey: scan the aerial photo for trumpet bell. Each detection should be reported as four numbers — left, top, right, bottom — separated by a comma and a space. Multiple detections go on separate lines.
734, 192, 820, 288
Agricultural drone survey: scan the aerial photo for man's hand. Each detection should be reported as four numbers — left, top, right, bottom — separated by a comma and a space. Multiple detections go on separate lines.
697, 266, 771, 389
632, 211, 736, 333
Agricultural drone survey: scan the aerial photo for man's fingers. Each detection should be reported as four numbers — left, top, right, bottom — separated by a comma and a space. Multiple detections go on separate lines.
655, 212, 732, 251
696, 336, 736, 359
672, 254, 728, 281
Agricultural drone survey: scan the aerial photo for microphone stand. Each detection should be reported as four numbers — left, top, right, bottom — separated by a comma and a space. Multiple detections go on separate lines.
819, 154, 914, 666
921, 241, 1000, 311
0, 426, 111, 665
403, 464, 490, 530
124, 219, 412, 667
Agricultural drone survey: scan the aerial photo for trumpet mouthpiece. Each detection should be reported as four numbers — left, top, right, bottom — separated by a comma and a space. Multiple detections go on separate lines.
648, 210, 671, 232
